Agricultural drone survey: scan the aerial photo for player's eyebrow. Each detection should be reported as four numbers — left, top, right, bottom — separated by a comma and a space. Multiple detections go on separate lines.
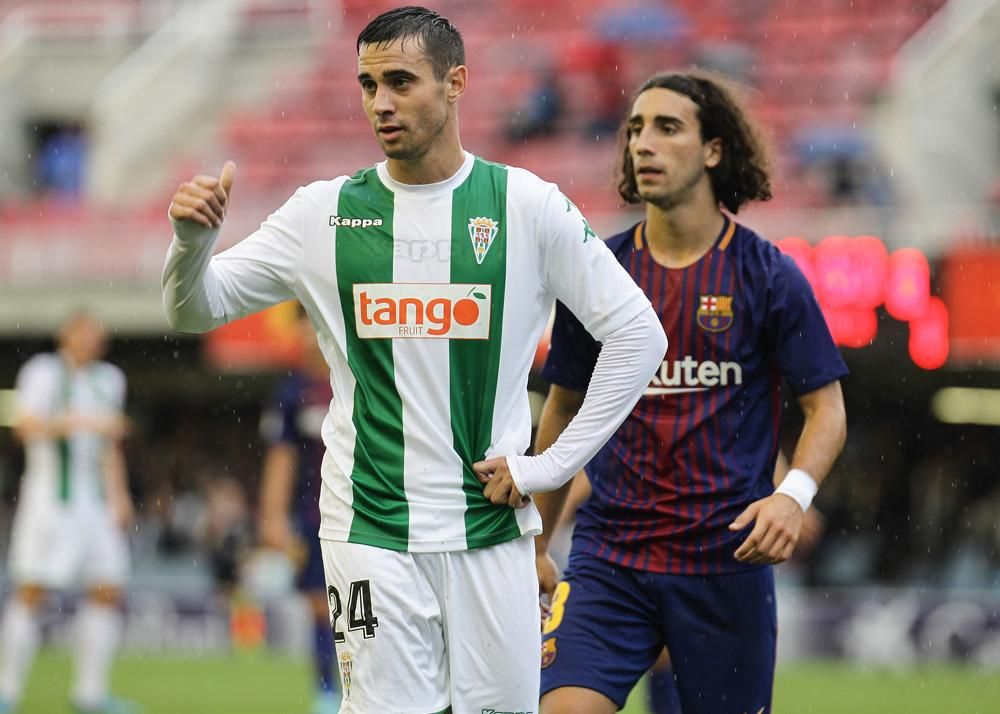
357, 69, 419, 84
628, 114, 685, 128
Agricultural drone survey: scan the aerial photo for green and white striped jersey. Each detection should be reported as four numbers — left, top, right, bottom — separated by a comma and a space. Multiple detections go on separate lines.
15, 353, 125, 506
165, 152, 650, 552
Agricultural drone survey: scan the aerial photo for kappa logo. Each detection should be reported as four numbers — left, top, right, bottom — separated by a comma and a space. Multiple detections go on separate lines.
563, 195, 598, 243
329, 214, 384, 229
482, 710, 534, 714
354, 283, 491, 339
468, 216, 499, 264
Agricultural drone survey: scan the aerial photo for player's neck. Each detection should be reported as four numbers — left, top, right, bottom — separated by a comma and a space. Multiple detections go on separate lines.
58, 348, 88, 371
643, 198, 725, 269
385, 131, 465, 186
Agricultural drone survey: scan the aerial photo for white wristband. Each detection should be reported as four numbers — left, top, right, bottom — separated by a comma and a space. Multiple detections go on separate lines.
775, 468, 818, 512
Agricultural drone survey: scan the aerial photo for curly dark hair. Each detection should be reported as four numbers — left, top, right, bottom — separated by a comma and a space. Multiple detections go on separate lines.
617, 70, 772, 214
357, 6, 465, 81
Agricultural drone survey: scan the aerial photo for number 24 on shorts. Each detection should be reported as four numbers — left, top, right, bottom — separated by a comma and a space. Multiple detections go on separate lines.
327, 579, 380, 642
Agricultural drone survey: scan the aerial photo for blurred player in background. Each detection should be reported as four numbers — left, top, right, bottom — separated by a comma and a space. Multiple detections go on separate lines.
258, 306, 340, 714
534, 71, 848, 714
0, 311, 137, 714
162, 6, 664, 712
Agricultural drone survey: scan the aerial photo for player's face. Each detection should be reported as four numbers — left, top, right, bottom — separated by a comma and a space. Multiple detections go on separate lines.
358, 39, 457, 162
626, 88, 721, 210
60, 314, 108, 365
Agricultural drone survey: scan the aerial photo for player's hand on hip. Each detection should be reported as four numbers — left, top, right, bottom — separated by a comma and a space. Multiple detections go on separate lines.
729, 493, 803, 564
473, 456, 531, 509
92, 413, 130, 441
168, 161, 236, 229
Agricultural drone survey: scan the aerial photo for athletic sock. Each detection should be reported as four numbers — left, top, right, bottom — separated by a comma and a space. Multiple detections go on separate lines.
0, 597, 41, 705
71, 601, 123, 708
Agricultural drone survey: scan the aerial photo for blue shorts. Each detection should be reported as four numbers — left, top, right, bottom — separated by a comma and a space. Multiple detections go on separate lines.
540, 552, 776, 713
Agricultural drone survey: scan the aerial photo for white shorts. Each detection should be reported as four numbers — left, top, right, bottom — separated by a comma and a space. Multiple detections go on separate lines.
7, 495, 129, 589
320, 535, 541, 714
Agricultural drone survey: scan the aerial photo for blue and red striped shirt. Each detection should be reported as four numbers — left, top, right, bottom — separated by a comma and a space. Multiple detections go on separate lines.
543, 217, 848, 574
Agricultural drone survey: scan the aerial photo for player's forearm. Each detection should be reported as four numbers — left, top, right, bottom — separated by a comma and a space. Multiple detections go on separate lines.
790, 381, 846, 488
102, 444, 129, 498
259, 445, 296, 525
508, 307, 666, 495
531, 391, 581, 553
162, 221, 229, 333
772, 449, 790, 488
14, 414, 67, 441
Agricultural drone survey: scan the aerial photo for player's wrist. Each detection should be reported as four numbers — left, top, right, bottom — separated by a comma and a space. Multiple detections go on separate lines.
775, 468, 818, 512
504, 454, 533, 497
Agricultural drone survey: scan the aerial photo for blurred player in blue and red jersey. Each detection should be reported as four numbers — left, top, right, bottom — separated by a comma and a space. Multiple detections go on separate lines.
535, 71, 848, 714
258, 306, 340, 714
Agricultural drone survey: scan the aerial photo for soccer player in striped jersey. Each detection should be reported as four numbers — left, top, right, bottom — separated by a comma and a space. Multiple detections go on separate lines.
0, 311, 137, 714
162, 7, 666, 713
534, 72, 848, 714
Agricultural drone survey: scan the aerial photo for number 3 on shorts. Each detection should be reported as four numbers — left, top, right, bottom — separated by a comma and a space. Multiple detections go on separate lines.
542, 581, 571, 635
328, 579, 380, 643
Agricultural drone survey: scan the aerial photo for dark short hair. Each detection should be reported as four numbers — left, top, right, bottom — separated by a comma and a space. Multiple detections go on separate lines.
618, 70, 773, 214
356, 6, 465, 80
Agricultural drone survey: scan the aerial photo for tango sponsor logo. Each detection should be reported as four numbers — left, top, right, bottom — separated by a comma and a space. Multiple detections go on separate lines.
645, 356, 743, 395
354, 283, 491, 339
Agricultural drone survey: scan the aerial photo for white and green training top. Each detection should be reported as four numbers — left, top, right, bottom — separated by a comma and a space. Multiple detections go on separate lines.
164, 152, 651, 552
15, 353, 126, 507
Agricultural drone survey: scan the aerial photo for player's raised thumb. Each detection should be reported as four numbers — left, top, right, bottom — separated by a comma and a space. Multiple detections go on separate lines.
219, 160, 236, 200
729, 501, 760, 531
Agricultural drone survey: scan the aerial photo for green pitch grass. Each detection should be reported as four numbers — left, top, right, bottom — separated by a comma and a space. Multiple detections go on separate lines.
16, 652, 1000, 713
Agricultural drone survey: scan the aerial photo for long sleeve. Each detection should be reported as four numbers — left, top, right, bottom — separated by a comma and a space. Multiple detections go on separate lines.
162, 189, 306, 333
507, 305, 665, 494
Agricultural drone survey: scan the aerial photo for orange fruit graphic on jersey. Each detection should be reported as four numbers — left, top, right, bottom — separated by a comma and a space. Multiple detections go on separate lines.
453, 298, 479, 326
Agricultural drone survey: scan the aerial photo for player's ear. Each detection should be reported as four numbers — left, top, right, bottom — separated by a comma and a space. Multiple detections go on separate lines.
704, 137, 722, 169
446, 65, 467, 104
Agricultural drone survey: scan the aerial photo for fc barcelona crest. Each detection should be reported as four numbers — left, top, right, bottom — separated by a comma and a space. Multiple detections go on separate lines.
468, 216, 499, 265
697, 294, 734, 332
541, 638, 558, 668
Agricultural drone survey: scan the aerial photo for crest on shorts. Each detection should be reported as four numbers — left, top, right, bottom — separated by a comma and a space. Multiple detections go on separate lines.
696, 294, 734, 332
468, 216, 499, 265
541, 637, 558, 669
339, 651, 353, 700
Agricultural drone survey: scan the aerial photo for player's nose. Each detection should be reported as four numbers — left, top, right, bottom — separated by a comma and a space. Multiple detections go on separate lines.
372, 85, 396, 115
634, 127, 656, 155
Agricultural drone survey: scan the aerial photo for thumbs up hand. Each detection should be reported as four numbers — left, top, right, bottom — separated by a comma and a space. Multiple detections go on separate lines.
168, 161, 237, 229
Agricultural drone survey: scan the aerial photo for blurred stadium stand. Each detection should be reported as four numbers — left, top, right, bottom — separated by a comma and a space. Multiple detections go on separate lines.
0, 0, 999, 672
